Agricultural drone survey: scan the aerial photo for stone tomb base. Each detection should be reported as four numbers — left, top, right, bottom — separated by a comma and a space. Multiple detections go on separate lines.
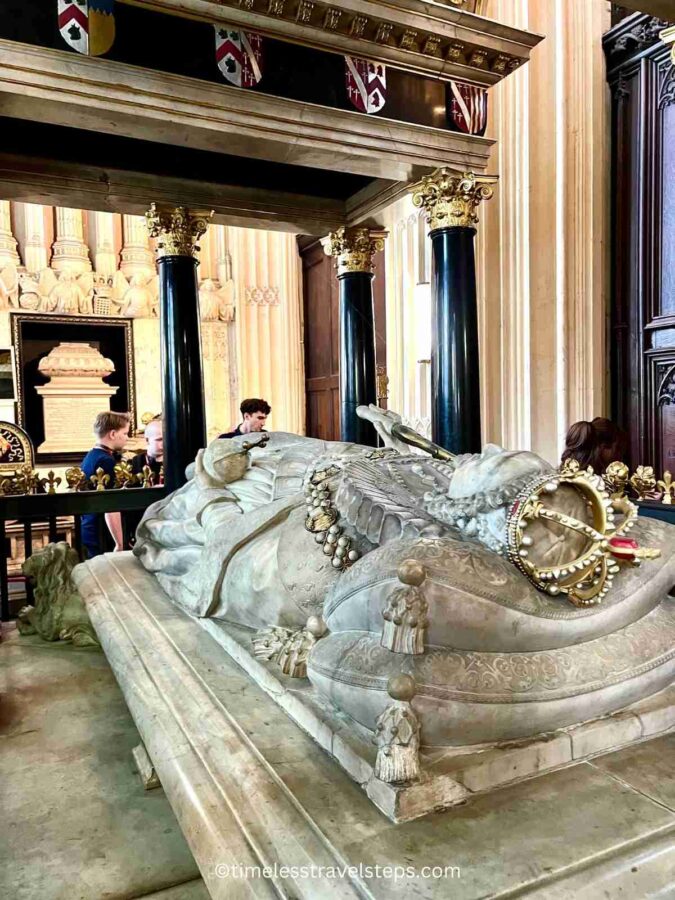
74, 553, 675, 896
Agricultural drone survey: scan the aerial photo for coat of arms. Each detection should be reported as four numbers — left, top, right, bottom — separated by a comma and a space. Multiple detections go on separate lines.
215, 27, 264, 88
57, 0, 116, 57
345, 57, 387, 115
447, 81, 488, 136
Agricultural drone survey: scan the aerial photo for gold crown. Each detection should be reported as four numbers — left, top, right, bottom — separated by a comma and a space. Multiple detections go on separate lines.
506, 466, 638, 608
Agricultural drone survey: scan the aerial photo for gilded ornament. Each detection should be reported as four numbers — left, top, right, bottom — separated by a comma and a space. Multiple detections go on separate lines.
114, 460, 136, 489
657, 470, 675, 505
39, 471, 62, 495
422, 36, 442, 57
559, 458, 581, 476
446, 42, 465, 61
492, 54, 509, 73
65, 467, 87, 491
145, 204, 214, 260
2, 463, 41, 495
603, 460, 629, 499
630, 465, 657, 500
469, 49, 489, 68
323, 7, 341, 30
322, 226, 387, 276
411, 169, 496, 233
375, 23, 393, 44
376, 364, 389, 402
296, 0, 314, 22
91, 467, 110, 491
350, 15, 368, 37
399, 29, 418, 51
140, 464, 156, 488
268, 0, 284, 14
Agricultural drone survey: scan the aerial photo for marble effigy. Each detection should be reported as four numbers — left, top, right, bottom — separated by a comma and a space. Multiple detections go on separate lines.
76, 406, 675, 824
131, 408, 675, 747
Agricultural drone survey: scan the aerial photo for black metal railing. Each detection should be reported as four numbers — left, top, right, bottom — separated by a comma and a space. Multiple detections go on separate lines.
0, 486, 166, 621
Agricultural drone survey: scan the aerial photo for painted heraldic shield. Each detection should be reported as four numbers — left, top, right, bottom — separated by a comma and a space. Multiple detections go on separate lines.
215, 26, 264, 88
58, 0, 116, 57
447, 81, 488, 136
345, 57, 386, 114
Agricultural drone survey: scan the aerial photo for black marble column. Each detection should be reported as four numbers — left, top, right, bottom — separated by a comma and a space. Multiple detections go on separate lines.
430, 225, 481, 455
338, 271, 377, 445
147, 204, 211, 492
157, 254, 206, 491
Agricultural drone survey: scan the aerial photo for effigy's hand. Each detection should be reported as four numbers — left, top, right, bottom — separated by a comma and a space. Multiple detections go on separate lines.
356, 404, 408, 453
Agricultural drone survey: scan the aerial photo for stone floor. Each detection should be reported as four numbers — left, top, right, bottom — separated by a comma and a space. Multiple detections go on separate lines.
0, 622, 208, 900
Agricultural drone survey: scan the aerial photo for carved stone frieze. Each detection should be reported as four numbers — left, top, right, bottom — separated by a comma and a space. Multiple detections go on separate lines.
122, 0, 541, 88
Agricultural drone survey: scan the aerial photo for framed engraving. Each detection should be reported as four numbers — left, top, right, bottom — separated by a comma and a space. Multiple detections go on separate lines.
11, 313, 136, 466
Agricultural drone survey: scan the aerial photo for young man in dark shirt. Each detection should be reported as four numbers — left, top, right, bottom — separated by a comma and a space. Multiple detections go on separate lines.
80, 411, 130, 558
219, 398, 271, 439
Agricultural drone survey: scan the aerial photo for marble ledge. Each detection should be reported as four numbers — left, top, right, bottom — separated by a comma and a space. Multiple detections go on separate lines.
0, 40, 495, 183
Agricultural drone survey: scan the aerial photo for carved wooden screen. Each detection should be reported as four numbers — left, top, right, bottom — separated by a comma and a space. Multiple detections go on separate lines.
605, 13, 675, 472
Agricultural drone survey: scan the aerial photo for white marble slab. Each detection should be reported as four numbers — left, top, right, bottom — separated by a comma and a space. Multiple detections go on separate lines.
73, 553, 675, 898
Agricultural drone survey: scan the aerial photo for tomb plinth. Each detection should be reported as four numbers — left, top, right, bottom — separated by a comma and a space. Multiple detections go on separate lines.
35, 342, 118, 454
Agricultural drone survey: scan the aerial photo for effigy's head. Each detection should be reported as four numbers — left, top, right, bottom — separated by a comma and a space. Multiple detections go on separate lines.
445, 444, 552, 502
417, 445, 655, 607
200, 433, 270, 485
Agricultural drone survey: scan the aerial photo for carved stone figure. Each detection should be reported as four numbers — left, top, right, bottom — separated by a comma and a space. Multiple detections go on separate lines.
113, 270, 159, 318
131, 406, 675, 751
17, 269, 95, 314
198, 277, 235, 321
18, 542, 100, 647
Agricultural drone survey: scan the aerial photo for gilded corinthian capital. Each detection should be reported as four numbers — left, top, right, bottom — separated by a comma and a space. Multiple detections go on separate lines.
322, 226, 387, 276
411, 169, 496, 232
145, 204, 214, 259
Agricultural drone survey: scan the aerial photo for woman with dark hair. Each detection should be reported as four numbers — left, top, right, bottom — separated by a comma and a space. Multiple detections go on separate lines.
561, 418, 627, 472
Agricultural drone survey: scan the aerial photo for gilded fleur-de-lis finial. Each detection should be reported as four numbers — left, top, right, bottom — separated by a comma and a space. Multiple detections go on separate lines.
140, 465, 155, 488
90, 467, 110, 491
629, 465, 657, 500
657, 470, 675, 505
65, 467, 87, 491
39, 471, 63, 495
114, 460, 136, 489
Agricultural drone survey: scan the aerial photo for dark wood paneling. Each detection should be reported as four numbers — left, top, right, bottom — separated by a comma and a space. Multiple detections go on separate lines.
605, 13, 675, 473
299, 237, 387, 440
300, 238, 340, 441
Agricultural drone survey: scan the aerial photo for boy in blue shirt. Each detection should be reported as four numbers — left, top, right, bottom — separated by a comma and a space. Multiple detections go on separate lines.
80, 411, 130, 558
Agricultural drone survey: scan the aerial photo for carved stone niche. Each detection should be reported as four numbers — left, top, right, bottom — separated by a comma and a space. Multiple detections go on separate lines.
35, 342, 118, 454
